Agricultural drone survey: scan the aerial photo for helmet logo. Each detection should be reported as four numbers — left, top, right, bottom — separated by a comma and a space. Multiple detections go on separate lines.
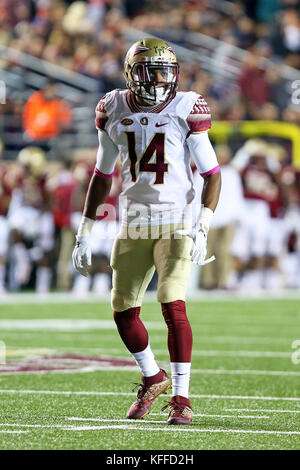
133, 46, 150, 57
154, 45, 167, 56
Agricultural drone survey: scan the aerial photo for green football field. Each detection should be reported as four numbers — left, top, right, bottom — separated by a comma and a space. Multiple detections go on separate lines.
0, 295, 300, 450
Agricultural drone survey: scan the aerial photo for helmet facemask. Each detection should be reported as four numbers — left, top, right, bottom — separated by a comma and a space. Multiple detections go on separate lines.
128, 62, 179, 105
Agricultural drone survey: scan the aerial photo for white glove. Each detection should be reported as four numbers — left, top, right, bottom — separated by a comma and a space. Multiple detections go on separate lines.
191, 229, 208, 265
72, 235, 92, 277
176, 226, 215, 266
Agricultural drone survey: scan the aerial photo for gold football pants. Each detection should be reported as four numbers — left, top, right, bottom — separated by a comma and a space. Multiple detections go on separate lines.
110, 225, 193, 312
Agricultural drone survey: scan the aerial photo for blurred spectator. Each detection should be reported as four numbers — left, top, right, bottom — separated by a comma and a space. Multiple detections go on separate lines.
47, 159, 77, 291
22, 82, 72, 142
238, 53, 270, 106
0, 139, 12, 293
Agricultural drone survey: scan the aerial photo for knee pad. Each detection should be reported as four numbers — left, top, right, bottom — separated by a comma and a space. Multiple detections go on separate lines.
111, 287, 140, 312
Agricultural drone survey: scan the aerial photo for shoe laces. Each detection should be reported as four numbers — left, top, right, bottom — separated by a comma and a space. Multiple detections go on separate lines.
132, 383, 147, 401
161, 400, 186, 414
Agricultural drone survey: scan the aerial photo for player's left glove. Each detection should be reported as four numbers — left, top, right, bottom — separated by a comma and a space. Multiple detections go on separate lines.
72, 235, 92, 277
72, 216, 95, 277
176, 207, 216, 266
191, 228, 209, 265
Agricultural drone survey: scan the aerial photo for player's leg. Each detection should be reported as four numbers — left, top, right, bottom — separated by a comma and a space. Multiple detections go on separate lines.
0, 216, 9, 292
216, 223, 235, 289
200, 227, 218, 289
8, 207, 33, 289
237, 200, 268, 290
154, 231, 194, 424
35, 211, 55, 293
111, 229, 170, 418
264, 217, 286, 289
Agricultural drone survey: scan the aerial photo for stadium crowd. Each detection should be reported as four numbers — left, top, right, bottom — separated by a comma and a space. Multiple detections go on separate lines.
0, 0, 300, 293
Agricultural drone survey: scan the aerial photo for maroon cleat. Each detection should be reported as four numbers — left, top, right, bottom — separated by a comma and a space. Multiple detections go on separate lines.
126, 369, 171, 419
162, 395, 193, 425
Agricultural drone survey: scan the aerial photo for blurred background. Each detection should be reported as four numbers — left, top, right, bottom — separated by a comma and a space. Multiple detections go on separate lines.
0, 0, 300, 296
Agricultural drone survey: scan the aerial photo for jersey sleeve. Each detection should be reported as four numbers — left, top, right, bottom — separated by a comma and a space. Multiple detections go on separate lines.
186, 95, 211, 136
95, 95, 108, 131
95, 130, 119, 178
186, 131, 220, 178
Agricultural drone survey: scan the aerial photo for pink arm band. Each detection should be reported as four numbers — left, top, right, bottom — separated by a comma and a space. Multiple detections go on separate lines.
200, 165, 220, 178
94, 167, 113, 179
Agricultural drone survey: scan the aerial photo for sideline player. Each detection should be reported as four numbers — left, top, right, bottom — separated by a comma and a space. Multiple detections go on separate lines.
72, 38, 221, 424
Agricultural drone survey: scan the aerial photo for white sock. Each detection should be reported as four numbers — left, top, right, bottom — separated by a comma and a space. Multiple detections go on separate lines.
36, 267, 52, 293
264, 268, 283, 289
0, 265, 6, 292
171, 362, 191, 398
132, 344, 160, 377
12, 243, 30, 285
13, 243, 28, 263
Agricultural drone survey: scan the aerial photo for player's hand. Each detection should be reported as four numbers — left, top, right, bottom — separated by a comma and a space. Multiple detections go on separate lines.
72, 235, 92, 277
176, 227, 215, 266
190, 229, 208, 265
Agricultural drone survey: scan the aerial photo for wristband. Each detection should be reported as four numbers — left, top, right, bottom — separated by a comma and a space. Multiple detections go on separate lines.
198, 207, 214, 233
77, 216, 95, 238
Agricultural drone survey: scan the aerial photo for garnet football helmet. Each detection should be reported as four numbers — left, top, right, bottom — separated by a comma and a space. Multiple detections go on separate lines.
124, 38, 179, 105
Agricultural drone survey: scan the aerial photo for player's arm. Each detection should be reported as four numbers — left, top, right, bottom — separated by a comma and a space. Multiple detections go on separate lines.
186, 131, 221, 265
184, 96, 221, 264
191, 130, 222, 225
72, 128, 119, 276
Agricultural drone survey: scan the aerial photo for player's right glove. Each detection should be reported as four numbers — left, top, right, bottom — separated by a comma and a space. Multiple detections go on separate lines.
72, 216, 94, 277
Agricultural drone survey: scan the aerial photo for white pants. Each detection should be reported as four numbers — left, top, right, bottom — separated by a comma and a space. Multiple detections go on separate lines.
8, 206, 54, 252
231, 199, 270, 261
0, 215, 9, 257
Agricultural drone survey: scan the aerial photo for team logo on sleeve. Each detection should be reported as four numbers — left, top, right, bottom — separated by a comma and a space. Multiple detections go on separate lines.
121, 118, 134, 126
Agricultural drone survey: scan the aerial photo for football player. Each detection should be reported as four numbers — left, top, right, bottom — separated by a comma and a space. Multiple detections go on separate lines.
72, 38, 221, 424
8, 147, 54, 292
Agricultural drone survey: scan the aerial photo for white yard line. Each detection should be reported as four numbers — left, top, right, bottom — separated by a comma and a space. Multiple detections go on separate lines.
225, 408, 300, 414
68, 414, 270, 421
1, 389, 300, 401
2, 346, 293, 358
0, 319, 165, 331
65, 425, 300, 435
0, 290, 300, 304
0, 430, 28, 434
191, 369, 300, 377
54, 348, 291, 358
0, 368, 298, 377
0, 422, 298, 436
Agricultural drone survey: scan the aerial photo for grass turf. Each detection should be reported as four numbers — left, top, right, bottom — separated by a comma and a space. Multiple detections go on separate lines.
0, 298, 299, 450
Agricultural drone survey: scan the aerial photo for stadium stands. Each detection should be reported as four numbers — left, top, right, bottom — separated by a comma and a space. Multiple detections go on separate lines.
0, 0, 299, 293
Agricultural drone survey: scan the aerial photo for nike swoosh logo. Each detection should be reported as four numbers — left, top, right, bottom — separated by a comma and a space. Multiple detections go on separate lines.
176, 373, 187, 376
155, 123, 168, 127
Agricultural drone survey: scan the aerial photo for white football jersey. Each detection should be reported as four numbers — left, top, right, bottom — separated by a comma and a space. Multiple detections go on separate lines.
95, 89, 219, 225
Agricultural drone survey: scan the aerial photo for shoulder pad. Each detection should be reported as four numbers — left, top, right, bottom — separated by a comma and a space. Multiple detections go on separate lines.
95, 94, 108, 131
187, 94, 211, 134
94, 89, 121, 131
